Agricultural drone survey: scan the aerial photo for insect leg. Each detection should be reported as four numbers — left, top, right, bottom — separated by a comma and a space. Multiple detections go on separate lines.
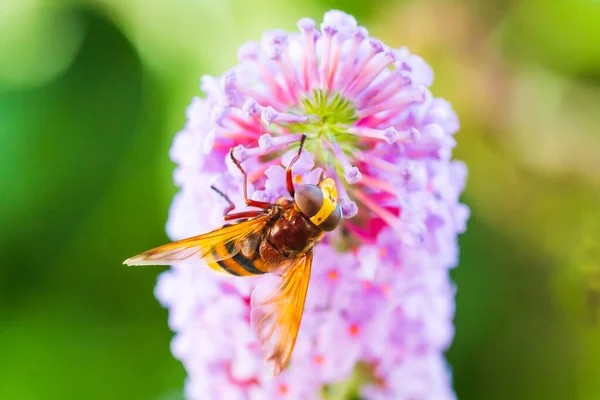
224, 210, 263, 221
286, 134, 307, 197
210, 185, 237, 216
230, 149, 271, 209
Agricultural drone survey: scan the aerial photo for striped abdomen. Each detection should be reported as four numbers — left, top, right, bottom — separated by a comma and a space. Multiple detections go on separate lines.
206, 239, 270, 276
204, 204, 324, 276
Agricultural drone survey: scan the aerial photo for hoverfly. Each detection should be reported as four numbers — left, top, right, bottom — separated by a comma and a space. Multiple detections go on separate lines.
124, 135, 342, 375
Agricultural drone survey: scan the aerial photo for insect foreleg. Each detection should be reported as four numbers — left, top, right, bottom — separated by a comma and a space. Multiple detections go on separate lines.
230, 149, 271, 209
223, 210, 263, 221
211, 185, 267, 222
286, 134, 307, 197
210, 185, 236, 216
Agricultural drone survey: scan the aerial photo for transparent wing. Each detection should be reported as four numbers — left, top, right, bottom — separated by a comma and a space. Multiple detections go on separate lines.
123, 216, 270, 266
250, 251, 313, 376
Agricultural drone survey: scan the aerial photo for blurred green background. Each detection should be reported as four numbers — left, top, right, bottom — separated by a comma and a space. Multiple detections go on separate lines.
1, 0, 599, 399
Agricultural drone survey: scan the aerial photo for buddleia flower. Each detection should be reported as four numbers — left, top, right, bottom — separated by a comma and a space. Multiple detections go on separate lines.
156, 9, 469, 400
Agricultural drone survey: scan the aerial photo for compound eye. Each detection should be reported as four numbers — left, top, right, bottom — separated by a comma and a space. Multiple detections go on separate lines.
319, 204, 342, 231
294, 185, 323, 218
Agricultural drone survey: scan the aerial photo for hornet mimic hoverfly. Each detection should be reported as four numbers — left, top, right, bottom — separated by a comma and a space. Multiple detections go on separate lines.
124, 135, 342, 375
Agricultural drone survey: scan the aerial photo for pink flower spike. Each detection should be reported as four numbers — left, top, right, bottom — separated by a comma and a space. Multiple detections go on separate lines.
156, 10, 468, 400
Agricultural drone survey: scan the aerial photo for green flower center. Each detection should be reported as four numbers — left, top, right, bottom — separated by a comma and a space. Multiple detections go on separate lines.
287, 89, 360, 164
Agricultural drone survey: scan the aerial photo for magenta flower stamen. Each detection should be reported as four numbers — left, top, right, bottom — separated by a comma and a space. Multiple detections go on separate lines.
352, 189, 400, 230
264, 32, 300, 102
358, 85, 426, 118
326, 35, 342, 88
159, 10, 468, 400
298, 18, 319, 91
242, 99, 264, 117
423, 123, 457, 147
228, 114, 262, 137
236, 86, 272, 109
237, 41, 259, 61
254, 59, 292, 106
346, 50, 397, 98
231, 143, 264, 162
331, 175, 359, 219
319, 25, 337, 89
257, 134, 275, 151
221, 130, 256, 142
328, 140, 362, 184
358, 174, 396, 196
248, 160, 283, 184
355, 152, 424, 186
238, 42, 290, 104
258, 133, 303, 151
263, 30, 286, 59
341, 39, 385, 94
222, 112, 256, 137
333, 27, 368, 92
220, 72, 240, 106
357, 70, 411, 108
209, 107, 230, 128
354, 150, 390, 169
279, 53, 302, 100
339, 198, 359, 218
349, 126, 419, 144
260, 106, 315, 125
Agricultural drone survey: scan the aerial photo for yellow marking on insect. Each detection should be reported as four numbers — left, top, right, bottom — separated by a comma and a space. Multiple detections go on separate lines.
310, 178, 338, 226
